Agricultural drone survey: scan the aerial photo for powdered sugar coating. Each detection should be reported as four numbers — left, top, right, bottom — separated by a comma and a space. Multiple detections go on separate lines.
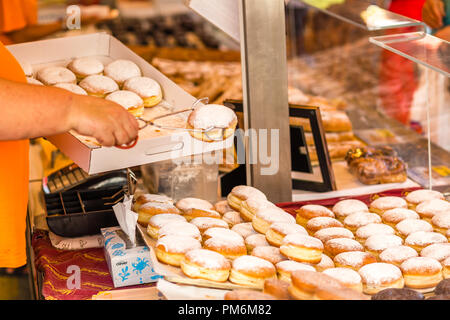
214, 200, 233, 215
365, 234, 403, 252
79, 75, 119, 94
156, 235, 201, 253
431, 212, 450, 229
323, 267, 362, 286
176, 198, 214, 212
105, 90, 143, 110
406, 189, 444, 205
222, 211, 244, 226
54, 83, 87, 95
245, 234, 269, 248
268, 222, 307, 237
232, 255, 276, 273
420, 243, 450, 262
332, 199, 369, 218
254, 208, 296, 224
405, 231, 448, 247
276, 260, 316, 273
344, 212, 382, 229
188, 104, 237, 130
415, 199, 450, 218
204, 234, 245, 249
184, 249, 230, 270
356, 223, 395, 240
400, 256, 442, 274
334, 251, 376, 269
358, 263, 402, 286
190, 217, 229, 231
396, 219, 433, 237
298, 204, 335, 218
314, 227, 354, 243
325, 238, 364, 252
123, 76, 162, 99
136, 194, 173, 204
282, 233, 324, 249
251, 246, 287, 265
104, 59, 141, 85
370, 196, 407, 211
379, 245, 418, 264
37, 66, 76, 85
158, 221, 201, 240
230, 185, 267, 201
231, 223, 258, 239
139, 201, 178, 212
68, 57, 104, 77
242, 198, 275, 211
306, 217, 343, 232
382, 208, 419, 224
306, 254, 335, 270
148, 214, 186, 228
203, 227, 243, 241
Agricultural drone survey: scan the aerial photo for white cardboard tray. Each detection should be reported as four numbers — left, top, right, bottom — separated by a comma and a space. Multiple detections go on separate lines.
7, 33, 233, 174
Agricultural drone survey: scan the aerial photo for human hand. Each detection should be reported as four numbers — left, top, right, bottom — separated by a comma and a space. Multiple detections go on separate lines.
69, 95, 139, 147
422, 0, 445, 29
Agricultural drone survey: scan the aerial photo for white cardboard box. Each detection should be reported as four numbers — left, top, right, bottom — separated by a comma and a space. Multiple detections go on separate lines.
7, 33, 233, 174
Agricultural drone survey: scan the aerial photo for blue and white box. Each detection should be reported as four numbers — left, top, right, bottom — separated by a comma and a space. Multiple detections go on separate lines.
101, 226, 162, 288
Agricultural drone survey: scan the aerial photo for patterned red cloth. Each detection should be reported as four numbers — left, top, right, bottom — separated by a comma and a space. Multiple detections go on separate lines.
32, 230, 155, 300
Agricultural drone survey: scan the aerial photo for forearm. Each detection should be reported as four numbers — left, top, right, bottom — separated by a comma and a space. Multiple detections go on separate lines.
6, 23, 63, 44
0, 78, 75, 140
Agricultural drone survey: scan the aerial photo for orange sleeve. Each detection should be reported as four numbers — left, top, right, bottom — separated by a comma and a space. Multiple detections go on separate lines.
0, 0, 37, 33
0, 41, 29, 268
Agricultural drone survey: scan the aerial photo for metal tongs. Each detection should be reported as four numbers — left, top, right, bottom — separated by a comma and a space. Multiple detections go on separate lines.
116, 97, 229, 149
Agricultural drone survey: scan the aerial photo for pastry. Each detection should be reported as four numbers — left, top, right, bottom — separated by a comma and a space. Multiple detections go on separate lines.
415, 199, 450, 222
355, 223, 395, 244
104, 59, 142, 86
288, 270, 343, 300
280, 233, 324, 263
323, 267, 363, 292
133, 193, 173, 212
343, 211, 382, 232
401, 257, 443, 289
395, 219, 433, 239
419, 243, 450, 262
67, 57, 104, 80
379, 245, 418, 267
275, 260, 316, 283
332, 199, 369, 222
252, 208, 295, 234
263, 278, 291, 300
239, 198, 276, 222
155, 235, 201, 267
36, 66, 76, 86
229, 255, 277, 288
245, 234, 269, 254
431, 212, 450, 235
123, 76, 163, 107
305, 217, 343, 235
265, 222, 307, 247
202, 227, 243, 243
324, 238, 364, 259
190, 217, 229, 233
364, 234, 403, 258
314, 286, 369, 300
181, 208, 222, 222
175, 197, 214, 213
381, 208, 420, 228
227, 185, 267, 211
105, 90, 144, 117
187, 104, 238, 142
222, 211, 244, 227
231, 222, 258, 239
369, 196, 407, 215
137, 202, 180, 226
294, 204, 334, 227
313, 227, 354, 244
213, 200, 233, 215
53, 83, 87, 95
435, 278, 450, 295
405, 231, 448, 253
334, 251, 377, 271
180, 249, 231, 282
304, 254, 335, 272
251, 246, 287, 265
158, 221, 201, 241
146, 213, 186, 239
358, 263, 404, 294
405, 189, 444, 210
371, 288, 424, 300
203, 235, 247, 260
79, 74, 119, 98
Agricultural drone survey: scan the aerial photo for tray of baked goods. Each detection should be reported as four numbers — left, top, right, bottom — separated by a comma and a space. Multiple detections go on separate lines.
7, 33, 236, 175
132, 185, 449, 299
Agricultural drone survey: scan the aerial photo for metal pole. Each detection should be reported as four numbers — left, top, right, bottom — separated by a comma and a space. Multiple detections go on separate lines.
239, 0, 292, 202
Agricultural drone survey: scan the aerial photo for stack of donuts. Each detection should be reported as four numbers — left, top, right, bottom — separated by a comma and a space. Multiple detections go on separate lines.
133, 187, 450, 300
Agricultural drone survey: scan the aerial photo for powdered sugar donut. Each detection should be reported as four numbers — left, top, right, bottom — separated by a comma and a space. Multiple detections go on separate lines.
133, 193, 173, 211
332, 199, 369, 221
227, 185, 267, 211
176, 197, 214, 212
158, 221, 201, 241
239, 198, 276, 222
364, 234, 403, 257
252, 207, 295, 234
304, 254, 335, 272
231, 222, 258, 239
379, 245, 418, 267
79, 74, 118, 98
396, 219, 433, 238
136, 202, 180, 226
280, 233, 324, 263
245, 234, 269, 254
187, 104, 238, 142
222, 211, 244, 227
414, 199, 450, 222
189, 217, 229, 233
105, 90, 144, 117
405, 189, 444, 209
265, 222, 307, 247
251, 246, 287, 265
202, 227, 243, 243
203, 235, 247, 260
37, 66, 76, 86
275, 260, 316, 283
369, 196, 407, 215
104, 59, 142, 86
180, 248, 231, 282
295, 204, 335, 227
381, 208, 420, 228
355, 223, 395, 244
155, 235, 201, 267
334, 251, 377, 271
343, 211, 382, 232
324, 238, 364, 258
53, 83, 87, 95
123, 76, 163, 107
431, 212, 450, 235
400, 256, 443, 289
358, 263, 404, 294
313, 227, 354, 244
67, 57, 104, 79
229, 255, 277, 288
405, 231, 448, 253
420, 243, 450, 262
214, 200, 234, 215
305, 217, 343, 235
323, 267, 363, 292
146, 213, 186, 239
